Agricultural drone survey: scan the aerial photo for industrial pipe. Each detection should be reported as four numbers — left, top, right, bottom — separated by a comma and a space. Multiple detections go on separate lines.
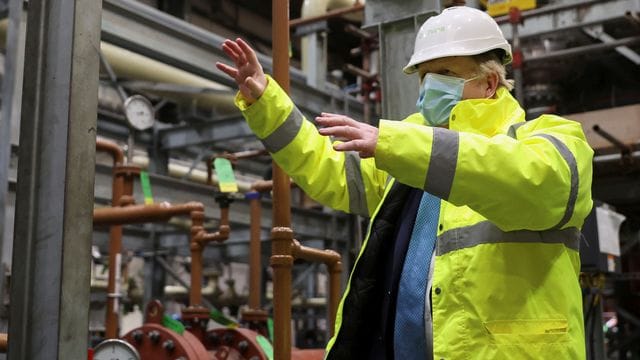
93, 201, 207, 226
247, 192, 262, 311
593, 125, 633, 154
292, 240, 342, 336
189, 208, 230, 307
96, 140, 139, 339
96, 138, 125, 166
272, 1, 294, 359
182, 196, 232, 343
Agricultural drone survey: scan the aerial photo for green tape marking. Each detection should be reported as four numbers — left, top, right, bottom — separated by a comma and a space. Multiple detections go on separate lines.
256, 334, 274, 360
213, 158, 238, 193
210, 308, 238, 328
162, 314, 184, 335
140, 171, 154, 205
267, 317, 274, 342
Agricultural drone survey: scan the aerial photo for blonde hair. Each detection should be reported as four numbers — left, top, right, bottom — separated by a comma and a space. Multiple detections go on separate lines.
472, 50, 514, 91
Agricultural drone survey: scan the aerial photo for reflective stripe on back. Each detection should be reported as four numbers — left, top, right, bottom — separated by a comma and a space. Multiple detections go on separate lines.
424, 128, 459, 200
262, 106, 304, 153
345, 151, 369, 216
436, 220, 581, 256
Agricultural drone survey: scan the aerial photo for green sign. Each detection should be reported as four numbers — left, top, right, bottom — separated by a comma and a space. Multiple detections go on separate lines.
140, 171, 154, 205
213, 158, 238, 193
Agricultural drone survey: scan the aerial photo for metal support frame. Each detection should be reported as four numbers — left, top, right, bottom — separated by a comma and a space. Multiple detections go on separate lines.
363, 0, 439, 119
0, 0, 26, 322
498, 0, 638, 40
583, 25, 640, 66
8, 0, 102, 358
159, 115, 252, 150
101, 0, 363, 119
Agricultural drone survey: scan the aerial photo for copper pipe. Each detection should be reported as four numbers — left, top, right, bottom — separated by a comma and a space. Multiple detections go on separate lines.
0, 333, 7, 353
96, 138, 125, 166
247, 192, 262, 310
99, 141, 138, 339
94, 202, 203, 225
96, 200, 207, 338
222, 149, 269, 162
272, 0, 294, 358
189, 206, 230, 307
251, 179, 297, 193
292, 240, 342, 336
289, 3, 365, 28
270, 227, 294, 360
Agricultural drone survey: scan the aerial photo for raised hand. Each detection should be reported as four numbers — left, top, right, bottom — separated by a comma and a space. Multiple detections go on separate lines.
216, 38, 268, 103
316, 113, 379, 158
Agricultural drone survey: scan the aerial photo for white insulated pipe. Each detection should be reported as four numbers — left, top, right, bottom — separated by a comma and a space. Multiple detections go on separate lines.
0, 19, 237, 114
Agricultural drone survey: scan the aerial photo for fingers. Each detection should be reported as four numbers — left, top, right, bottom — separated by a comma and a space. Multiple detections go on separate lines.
318, 125, 360, 139
215, 62, 239, 78
316, 113, 359, 127
221, 41, 240, 62
334, 140, 374, 158
237, 38, 260, 67
223, 40, 247, 64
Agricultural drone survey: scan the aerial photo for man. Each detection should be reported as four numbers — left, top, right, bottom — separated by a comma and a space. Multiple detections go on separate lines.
217, 6, 592, 360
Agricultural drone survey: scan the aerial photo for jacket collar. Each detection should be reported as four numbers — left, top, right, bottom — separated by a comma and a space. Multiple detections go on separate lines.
448, 87, 525, 136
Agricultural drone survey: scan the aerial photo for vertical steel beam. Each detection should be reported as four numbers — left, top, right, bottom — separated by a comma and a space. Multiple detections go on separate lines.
363, 1, 439, 119
0, 0, 26, 321
7, 0, 102, 358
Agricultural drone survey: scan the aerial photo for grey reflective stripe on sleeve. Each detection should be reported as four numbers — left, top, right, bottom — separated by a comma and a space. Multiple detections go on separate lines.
345, 151, 369, 216
534, 134, 579, 230
423, 128, 459, 200
436, 221, 581, 256
261, 106, 304, 153
507, 122, 526, 139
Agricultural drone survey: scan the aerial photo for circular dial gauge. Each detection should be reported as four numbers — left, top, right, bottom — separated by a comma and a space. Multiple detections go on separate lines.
93, 339, 141, 360
123, 95, 155, 131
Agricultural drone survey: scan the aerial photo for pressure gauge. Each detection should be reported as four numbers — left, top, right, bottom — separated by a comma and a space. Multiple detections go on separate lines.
93, 339, 141, 360
123, 95, 155, 131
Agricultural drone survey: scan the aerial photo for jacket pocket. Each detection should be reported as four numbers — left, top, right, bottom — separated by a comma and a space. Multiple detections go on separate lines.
484, 319, 570, 345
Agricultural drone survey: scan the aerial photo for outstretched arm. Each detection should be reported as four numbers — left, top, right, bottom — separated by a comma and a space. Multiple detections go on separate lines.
216, 38, 268, 104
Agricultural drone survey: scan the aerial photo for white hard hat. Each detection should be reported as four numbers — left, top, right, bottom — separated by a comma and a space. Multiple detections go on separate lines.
403, 6, 512, 74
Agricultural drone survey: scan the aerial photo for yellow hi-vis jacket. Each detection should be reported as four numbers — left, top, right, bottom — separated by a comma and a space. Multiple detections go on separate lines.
236, 76, 593, 359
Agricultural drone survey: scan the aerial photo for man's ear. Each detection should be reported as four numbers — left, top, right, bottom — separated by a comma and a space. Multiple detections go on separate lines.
485, 72, 499, 98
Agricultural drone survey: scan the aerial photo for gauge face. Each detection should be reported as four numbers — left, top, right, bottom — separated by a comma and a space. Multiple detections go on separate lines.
124, 95, 155, 131
93, 339, 141, 360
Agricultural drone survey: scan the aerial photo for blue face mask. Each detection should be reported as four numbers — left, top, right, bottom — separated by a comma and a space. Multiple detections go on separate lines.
416, 73, 475, 126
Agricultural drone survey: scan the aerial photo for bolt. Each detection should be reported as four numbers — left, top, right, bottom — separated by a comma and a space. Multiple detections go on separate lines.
237, 340, 249, 353
163, 339, 175, 352
207, 332, 220, 346
223, 332, 234, 345
148, 330, 161, 344
132, 330, 144, 343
